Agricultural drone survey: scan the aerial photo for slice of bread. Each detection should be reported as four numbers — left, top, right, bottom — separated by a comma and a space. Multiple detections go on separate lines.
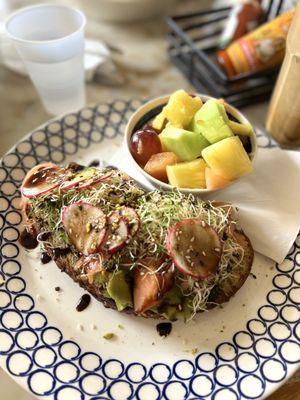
22, 164, 254, 320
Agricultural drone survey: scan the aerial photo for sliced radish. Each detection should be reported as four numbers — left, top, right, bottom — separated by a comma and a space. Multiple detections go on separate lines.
117, 206, 140, 237
60, 168, 112, 192
166, 218, 222, 280
21, 163, 63, 198
133, 258, 174, 314
101, 211, 129, 254
62, 202, 107, 255
75, 254, 109, 284
21, 196, 30, 217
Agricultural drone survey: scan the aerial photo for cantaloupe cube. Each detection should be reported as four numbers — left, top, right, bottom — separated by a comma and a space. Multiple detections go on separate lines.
144, 152, 177, 182
166, 159, 206, 189
202, 136, 253, 180
205, 167, 231, 190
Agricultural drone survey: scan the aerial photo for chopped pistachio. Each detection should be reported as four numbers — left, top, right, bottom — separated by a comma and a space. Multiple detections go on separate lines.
103, 333, 115, 340
184, 347, 198, 355
86, 222, 92, 233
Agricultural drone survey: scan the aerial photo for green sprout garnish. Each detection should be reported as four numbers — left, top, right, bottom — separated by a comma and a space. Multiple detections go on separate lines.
28, 168, 245, 319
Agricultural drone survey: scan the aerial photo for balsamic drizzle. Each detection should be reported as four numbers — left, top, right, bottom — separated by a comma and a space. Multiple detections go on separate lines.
76, 294, 91, 312
19, 229, 38, 250
156, 322, 172, 337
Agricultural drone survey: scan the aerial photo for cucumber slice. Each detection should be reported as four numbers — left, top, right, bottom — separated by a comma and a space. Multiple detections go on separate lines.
167, 218, 222, 280
62, 202, 107, 255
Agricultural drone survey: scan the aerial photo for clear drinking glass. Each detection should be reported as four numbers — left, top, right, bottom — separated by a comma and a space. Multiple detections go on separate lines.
4, 4, 86, 116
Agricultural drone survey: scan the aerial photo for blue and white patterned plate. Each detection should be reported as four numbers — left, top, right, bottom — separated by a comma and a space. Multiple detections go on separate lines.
0, 99, 299, 400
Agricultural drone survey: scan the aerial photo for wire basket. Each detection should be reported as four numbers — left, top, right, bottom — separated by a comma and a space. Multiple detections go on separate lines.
166, 0, 289, 107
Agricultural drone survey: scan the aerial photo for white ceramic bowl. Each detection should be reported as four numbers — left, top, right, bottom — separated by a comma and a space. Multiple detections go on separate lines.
125, 93, 257, 195
72, 0, 176, 22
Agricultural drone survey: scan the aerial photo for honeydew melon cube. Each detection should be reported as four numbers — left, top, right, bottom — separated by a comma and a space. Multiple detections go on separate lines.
159, 126, 209, 162
191, 99, 233, 144
201, 136, 253, 180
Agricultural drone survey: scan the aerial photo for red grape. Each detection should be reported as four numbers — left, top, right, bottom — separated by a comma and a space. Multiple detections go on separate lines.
130, 126, 162, 166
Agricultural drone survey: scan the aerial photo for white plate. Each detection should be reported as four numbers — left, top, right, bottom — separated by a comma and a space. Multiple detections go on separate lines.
0, 99, 299, 400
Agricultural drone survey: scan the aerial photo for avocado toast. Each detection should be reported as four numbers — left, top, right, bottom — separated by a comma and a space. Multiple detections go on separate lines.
21, 162, 253, 321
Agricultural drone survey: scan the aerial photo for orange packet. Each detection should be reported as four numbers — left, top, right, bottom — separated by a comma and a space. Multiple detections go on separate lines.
218, 9, 294, 77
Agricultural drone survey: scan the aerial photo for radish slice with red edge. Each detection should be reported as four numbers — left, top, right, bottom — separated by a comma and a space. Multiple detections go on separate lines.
60, 168, 112, 192
166, 218, 222, 280
62, 202, 107, 255
75, 254, 109, 284
133, 257, 174, 314
21, 163, 63, 198
117, 206, 140, 237
102, 211, 129, 254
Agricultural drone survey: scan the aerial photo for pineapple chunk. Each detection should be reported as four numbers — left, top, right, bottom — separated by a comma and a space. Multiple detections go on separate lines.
154, 90, 202, 129
202, 137, 253, 180
228, 120, 253, 136
152, 112, 167, 131
166, 159, 206, 189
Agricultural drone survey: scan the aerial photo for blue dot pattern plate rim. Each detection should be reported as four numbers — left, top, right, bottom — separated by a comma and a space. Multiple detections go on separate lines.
0, 99, 299, 400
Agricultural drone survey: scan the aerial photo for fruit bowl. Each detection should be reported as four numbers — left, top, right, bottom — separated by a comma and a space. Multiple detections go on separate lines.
125, 93, 257, 195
